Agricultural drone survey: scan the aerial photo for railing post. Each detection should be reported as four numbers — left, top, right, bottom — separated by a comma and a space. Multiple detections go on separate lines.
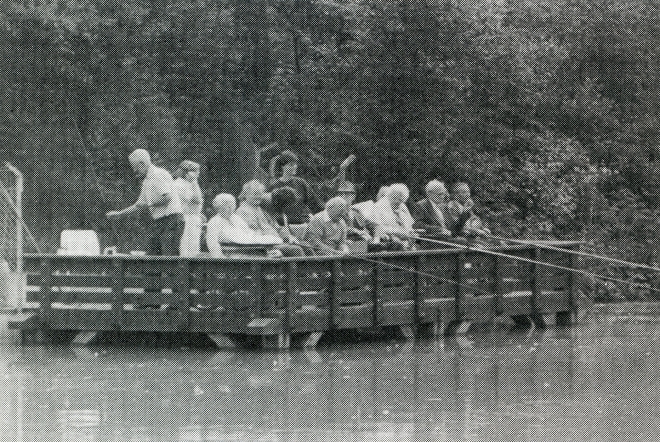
285, 262, 297, 335
492, 255, 503, 315
531, 247, 541, 316
455, 252, 465, 321
111, 258, 125, 330
373, 258, 384, 327
39, 257, 52, 325
568, 247, 577, 311
414, 255, 424, 326
330, 259, 341, 330
177, 259, 190, 331
251, 262, 263, 317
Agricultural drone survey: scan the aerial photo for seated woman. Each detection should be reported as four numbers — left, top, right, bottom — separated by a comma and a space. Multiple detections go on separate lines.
412, 180, 452, 237
206, 193, 283, 258
371, 183, 416, 250
236, 180, 305, 257
304, 197, 350, 255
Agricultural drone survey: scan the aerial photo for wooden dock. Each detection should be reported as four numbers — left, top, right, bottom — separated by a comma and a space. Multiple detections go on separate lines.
7, 242, 590, 348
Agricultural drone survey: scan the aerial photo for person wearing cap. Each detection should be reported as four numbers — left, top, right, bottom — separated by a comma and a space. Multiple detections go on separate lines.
267, 150, 323, 225
412, 180, 453, 237
336, 181, 375, 250
107, 149, 184, 256
173, 160, 204, 257
305, 197, 350, 255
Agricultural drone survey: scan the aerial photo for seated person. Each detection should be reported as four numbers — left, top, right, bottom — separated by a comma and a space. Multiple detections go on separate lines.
371, 183, 416, 250
304, 197, 350, 255
412, 180, 452, 236
267, 150, 323, 224
261, 186, 308, 241
448, 182, 490, 237
236, 180, 304, 256
206, 193, 283, 258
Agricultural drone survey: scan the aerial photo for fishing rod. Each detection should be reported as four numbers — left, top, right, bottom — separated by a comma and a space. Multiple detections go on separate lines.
415, 235, 660, 295
299, 241, 498, 296
482, 232, 660, 274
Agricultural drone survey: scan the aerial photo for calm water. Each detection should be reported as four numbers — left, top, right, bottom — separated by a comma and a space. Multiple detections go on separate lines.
1, 314, 660, 442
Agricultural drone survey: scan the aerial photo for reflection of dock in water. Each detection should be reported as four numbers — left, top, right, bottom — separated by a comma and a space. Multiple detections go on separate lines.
0, 323, 632, 441
7, 241, 589, 349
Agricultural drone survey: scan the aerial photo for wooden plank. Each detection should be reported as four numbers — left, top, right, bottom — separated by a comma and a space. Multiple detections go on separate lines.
380, 301, 415, 326
294, 308, 329, 333
463, 295, 498, 322
111, 259, 124, 329
40, 258, 52, 324
177, 260, 191, 330
379, 286, 414, 303
341, 273, 371, 290
7, 312, 39, 330
531, 247, 541, 316
536, 291, 571, 313
330, 260, 341, 329
455, 253, 464, 321
337, 303, 372, 329
501, 292, 533, 316
285, 262, 297, 334
492, 255, 503, 315
339, 288, 371, 305
414, 256, 424, 326
373, 260, 383, 326
251, 262, 263, 317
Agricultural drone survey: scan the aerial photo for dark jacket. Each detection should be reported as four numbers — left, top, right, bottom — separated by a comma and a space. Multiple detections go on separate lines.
412, 199, 457, 235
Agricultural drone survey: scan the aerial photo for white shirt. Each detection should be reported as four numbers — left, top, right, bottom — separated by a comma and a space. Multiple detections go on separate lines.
136, 165, 182, 219
206, 213, 282, 257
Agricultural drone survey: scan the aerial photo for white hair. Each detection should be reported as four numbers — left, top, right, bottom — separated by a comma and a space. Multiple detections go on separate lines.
325, 196, 348, 211
425, 180, 447, 195
212, 193, 236, 212
387, 183, 409, 201
128, 149, 151, 164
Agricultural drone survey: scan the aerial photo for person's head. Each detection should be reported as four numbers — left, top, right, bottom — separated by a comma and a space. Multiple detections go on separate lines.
336, 181, 357, 204
239, 180, 266, 207
387, 183, 409, 209
376, 185, 390, 201
451, 182, 471, 205
270, 186, 298, 212
212, 193, 237, 219
279, 150, 298, 177
175, 160, 200, 182
128, 149, 151, 180
326, 197, 348, 222
425, 180, 449, 204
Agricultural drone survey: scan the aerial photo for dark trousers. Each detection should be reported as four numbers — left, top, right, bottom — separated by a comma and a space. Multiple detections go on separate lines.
148, 213, 185, 256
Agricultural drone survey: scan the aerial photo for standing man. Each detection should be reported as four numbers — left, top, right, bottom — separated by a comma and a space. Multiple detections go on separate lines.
106, 149, 184, 256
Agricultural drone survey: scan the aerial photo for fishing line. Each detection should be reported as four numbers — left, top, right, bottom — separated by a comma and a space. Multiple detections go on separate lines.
483, 233, 660, 274
415, 235, 660, 295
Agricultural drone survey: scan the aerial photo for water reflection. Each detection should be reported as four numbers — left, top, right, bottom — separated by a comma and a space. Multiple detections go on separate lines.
1, 315, 660, 441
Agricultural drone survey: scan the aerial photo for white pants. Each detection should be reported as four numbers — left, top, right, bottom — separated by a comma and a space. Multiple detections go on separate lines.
180, 214, 203, 257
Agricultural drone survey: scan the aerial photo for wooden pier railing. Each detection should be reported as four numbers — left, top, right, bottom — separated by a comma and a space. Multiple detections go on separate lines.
9, 242, 589, 348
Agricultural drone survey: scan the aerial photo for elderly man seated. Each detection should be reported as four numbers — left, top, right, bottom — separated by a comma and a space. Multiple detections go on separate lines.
371, 183, 416, 250
412, 180, 453, 237
235, 180, 305, 256
448, 182, 490, 238
206, 193, 284, 258
304, 197, 350, 255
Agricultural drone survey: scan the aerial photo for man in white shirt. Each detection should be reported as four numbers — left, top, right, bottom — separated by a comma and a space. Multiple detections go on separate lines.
106, 149, 184, 256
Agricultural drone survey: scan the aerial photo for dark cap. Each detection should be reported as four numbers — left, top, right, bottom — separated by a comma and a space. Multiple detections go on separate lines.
279, 150, 298, 165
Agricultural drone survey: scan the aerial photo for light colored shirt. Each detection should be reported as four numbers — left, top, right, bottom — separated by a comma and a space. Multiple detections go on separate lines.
235, 203, 280, 237
136, 165, 182, 219
305, 210, 347, 254
174, 178, 203, 215
371, 197, 414, 237
206, 213, 282, 257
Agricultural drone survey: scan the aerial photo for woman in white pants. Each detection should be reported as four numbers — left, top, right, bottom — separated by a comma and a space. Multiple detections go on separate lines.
173, 160, 204, 257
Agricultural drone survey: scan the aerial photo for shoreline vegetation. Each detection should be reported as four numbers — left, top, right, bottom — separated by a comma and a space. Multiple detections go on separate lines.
1, 1, 660, 301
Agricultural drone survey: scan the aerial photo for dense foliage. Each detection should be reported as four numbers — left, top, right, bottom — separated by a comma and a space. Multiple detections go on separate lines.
1, 0, 660, 299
